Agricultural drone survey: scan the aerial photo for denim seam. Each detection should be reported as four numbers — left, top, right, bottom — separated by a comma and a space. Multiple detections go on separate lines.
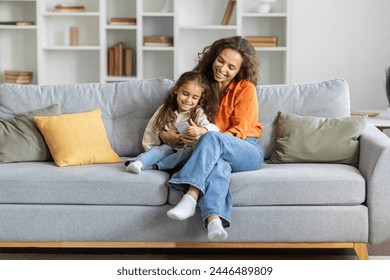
168, 179, 205, 195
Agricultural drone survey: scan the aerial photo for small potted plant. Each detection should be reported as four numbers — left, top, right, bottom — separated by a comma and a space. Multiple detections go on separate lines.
257, 0, 276, 13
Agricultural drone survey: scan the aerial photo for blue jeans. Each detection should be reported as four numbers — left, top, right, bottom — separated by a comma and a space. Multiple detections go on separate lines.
168, 131, 264, 227
138, 144, 193, 171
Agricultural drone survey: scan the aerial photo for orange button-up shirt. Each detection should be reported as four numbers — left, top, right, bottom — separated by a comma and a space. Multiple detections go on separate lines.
215, 79, 262, 139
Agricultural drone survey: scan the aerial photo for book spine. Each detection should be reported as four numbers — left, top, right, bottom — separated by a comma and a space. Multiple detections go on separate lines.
108, 48, 115, 76
118, 43, 123, 76
124, 48, 133, 77
221, 0, 236, 25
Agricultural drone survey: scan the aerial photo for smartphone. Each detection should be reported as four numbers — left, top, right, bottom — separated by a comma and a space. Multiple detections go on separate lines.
176, 121, 190, 134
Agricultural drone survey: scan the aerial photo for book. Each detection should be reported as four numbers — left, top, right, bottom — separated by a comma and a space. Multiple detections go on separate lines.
248, 41, 277, 47
4, 70, 33, 77
109, 18, 136, 25
124, 48, 133, 76
221, 0, 236, 25
0, 21, 34, 26
143, 36, 173, 46
118, 42, 123, 76
108, 47, 115, 76
245, 36, 278, 43
16, 21, 34, 26
114, 44, 119, 76
54, 4, 85, 12
350, 111, 380, 118
107, 43, 134, 77
144, 36, 173, 43
4, 70, 33, 84
144, 42, 173, 47
246, 36, 278, 47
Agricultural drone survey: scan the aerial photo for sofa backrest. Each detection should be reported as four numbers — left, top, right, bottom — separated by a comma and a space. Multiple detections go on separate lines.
0, 78, 350, 159
257, 79, 351, 159
0, 78, 174, 157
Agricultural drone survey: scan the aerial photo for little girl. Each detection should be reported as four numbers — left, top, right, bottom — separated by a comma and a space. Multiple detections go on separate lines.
125, 71, 219, 173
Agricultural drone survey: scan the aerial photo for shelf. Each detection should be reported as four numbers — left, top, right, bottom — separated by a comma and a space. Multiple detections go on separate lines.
242, 13, 288, 17
42, 12, 100, 17
106, 76, 137, 82
179, 25, 237, 30
255, 47, 288, 52
143, 46, 174, 51
106, 25, 137, 30
142, 12, 174, 17
43, 46, 100, 51
1, 0, 290, 85
0, 25, 36, 30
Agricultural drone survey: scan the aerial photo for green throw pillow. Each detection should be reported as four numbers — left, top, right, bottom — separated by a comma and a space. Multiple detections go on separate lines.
269, 112, 366, 166
0, 104, 61, 163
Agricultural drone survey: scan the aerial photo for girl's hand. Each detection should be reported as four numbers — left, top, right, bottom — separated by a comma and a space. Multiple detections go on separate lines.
160, 130, 184, 149
185, 119, 207, 137
182, 119, 207, 147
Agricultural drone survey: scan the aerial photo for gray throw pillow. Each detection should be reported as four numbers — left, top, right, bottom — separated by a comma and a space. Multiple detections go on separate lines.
269, 112, 366, 166
0, 104, 61, 163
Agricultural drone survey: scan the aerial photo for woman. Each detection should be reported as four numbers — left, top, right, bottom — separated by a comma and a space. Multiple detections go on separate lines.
161, 36, 264, 241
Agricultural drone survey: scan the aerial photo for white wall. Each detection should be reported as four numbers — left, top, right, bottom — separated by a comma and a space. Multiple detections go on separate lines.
290, 0, 390, 111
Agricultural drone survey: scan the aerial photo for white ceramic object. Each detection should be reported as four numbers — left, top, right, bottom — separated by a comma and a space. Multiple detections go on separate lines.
257, 3, 271, 13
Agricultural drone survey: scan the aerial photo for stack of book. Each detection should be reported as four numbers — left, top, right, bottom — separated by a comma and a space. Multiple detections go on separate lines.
245, 36, 278, 47
144, 36, 173, 47
4, 71, 33, 84
109, 18, 136, 26
108, 43, 133, 77
54, 4, 85, 12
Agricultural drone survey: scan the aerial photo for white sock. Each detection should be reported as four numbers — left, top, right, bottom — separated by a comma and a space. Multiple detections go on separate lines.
126, 160, 143, 174
167, 194, 196, 220
207, 218, 228, 241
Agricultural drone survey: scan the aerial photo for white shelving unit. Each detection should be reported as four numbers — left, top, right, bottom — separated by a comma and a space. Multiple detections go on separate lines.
0, 0, 38, 84
0, 0, 291, 85
101, 0, 138, 83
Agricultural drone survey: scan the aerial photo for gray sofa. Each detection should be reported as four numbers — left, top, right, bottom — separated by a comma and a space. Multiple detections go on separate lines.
1, 78, 390, 260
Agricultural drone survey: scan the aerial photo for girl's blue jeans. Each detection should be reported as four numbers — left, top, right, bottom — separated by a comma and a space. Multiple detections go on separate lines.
138, 144, 193, 171
168, 131, 264, 227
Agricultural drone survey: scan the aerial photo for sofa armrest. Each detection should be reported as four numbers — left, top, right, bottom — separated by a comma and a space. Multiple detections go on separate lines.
359, 124, 390, 244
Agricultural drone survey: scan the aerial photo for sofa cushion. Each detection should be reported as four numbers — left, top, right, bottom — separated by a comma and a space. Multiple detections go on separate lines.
34, 109, 122, 167
269, 112, 366, 166
0, 161, 170, 206
168, 163, 366, 206
0, 78, 174, 157
0, 104, 61, 163
257, 79, 351, 159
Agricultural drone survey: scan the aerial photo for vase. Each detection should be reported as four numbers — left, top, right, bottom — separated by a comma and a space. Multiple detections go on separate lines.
257, 3, 271, 13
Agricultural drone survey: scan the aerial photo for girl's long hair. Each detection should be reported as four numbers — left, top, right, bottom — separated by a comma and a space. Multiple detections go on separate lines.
152, 71, 214, 132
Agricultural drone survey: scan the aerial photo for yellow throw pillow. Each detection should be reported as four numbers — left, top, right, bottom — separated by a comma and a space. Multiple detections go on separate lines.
34, 109, 122, 167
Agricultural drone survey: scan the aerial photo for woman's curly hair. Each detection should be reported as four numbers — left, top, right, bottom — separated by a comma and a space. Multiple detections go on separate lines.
193, 36, 260, 87
152, 71, 214, 132
192, 36, 259, 114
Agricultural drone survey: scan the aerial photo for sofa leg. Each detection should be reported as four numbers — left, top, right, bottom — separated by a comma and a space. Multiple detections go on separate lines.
354, 242, 368, 260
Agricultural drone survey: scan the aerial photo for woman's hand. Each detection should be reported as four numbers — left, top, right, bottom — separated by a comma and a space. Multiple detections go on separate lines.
160, 130, 184, 149
182, 119, 207, 147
